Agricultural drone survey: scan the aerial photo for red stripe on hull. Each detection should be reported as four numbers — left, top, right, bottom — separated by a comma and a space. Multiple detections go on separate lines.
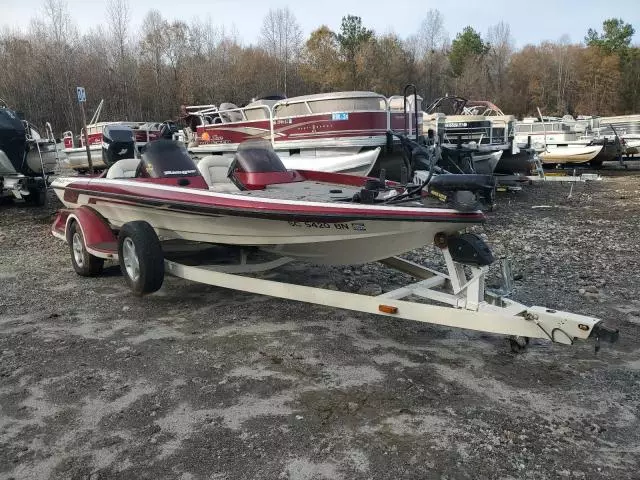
62, 179, 484, 223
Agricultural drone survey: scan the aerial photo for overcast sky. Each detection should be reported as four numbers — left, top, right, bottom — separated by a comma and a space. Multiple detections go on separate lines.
2, 0, 638, 47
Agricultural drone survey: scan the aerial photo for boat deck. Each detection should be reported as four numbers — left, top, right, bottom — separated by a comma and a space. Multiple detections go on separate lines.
234, 181, 438, 207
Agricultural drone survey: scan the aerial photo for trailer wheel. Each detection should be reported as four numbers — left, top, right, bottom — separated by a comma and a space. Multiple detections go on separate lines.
68, 221, 104, 276
589, 159, 603, 169
118, 221, 164, 296
26, 187, 46, 206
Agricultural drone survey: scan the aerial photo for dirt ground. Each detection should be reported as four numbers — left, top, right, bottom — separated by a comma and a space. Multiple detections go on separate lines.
1, 163, 640, 480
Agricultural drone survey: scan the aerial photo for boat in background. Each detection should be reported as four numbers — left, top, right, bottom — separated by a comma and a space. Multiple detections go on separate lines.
62, 99, 178, 171
515, 117, 611, 166
0, 101, 64, 204
598, 114, 640, 156
180, 90, 423, 177
422, 96, 529, 175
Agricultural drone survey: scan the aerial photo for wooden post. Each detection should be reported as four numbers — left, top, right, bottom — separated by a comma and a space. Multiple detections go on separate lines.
76, 87, 93, 174
79, 101, 93, 174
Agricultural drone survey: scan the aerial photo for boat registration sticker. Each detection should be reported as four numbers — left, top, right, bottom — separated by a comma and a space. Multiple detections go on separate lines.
288, 221, 367, 232
332, 112, 349, 121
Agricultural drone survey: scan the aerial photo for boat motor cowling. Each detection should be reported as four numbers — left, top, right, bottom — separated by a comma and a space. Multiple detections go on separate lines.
0, 107, 27, 176
102, 125, 135, 167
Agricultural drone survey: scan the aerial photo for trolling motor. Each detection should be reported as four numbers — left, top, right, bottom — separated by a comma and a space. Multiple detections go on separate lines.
387, 130, 496, 211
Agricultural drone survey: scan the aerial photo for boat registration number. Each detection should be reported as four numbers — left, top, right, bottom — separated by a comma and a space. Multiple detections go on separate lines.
289, 221, 366, 231
332, 112, 349, 121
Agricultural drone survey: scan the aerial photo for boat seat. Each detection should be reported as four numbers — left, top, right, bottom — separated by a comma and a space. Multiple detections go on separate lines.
106, 158, 141, 179
197, 156, 239, 192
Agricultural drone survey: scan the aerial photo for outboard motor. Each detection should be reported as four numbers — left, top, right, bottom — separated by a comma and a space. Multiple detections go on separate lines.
0, 107, 27, 176
102, 125, 135, 167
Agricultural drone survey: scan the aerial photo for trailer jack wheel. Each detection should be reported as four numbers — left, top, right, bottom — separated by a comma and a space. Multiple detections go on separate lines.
26, 187, 46, 206
509, 335, 530, 354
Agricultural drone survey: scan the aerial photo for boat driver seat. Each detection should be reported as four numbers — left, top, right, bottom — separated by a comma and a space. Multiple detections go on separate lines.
106, 158, 141, 179
197, 156, 238, 192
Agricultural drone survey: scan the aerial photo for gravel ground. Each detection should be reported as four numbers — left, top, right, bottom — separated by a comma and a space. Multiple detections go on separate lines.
1, 164, 640, 480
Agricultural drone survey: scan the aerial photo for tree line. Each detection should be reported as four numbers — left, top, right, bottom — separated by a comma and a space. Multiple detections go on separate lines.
0, 0, 637, 135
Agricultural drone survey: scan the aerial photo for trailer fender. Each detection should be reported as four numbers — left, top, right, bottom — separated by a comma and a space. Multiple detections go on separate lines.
59, 206, 118, 259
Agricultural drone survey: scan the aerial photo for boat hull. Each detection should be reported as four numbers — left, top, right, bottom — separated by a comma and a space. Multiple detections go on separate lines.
540, 145, 603, 163
52, 177, 482, 265
471, 150, 502, 175
190, 147, 380, 176
25, 141, 64, 175
63, 146, 105, 170
494, 150, 534, 175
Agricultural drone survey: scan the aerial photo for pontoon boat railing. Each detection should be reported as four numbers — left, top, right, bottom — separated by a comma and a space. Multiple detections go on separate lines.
184, 95, 415, 148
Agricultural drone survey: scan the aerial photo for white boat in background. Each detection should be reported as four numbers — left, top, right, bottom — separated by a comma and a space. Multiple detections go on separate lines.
539, 144, 603, 163
515, 117, 611, 165
422, 96, 526, 175
277, 147, 381, 175
599, 114, 640, 155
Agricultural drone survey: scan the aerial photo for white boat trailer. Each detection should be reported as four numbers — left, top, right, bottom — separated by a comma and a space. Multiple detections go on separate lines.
52, 207, 618, 352
161, 243, 617, 353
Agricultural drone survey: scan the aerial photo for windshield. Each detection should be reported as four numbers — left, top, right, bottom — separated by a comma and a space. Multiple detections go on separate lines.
140, 139, 199, 178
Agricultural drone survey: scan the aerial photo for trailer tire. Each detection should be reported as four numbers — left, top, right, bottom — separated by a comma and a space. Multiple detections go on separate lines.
26, 187, 46, 206
118, 221, 164, 296
589, 159, 603, 169
68, 220, 104, 276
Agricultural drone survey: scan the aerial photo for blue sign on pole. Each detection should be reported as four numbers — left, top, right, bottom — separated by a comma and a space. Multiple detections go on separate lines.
76, 87, 86, 103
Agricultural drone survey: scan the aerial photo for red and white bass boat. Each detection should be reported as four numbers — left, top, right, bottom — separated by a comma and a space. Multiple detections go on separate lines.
52, 140, 482, 265
49, 139, 618, 352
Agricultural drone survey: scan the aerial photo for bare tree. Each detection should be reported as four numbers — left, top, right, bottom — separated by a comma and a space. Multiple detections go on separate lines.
106, 0, 133, 118
259, 7, 303, 95
410, 9, 447, 58
553, 34, 573, 114
140, 10, 168, 117
39, 0, 79, 130
486, 21, 513, 101
408, 9, 449, 101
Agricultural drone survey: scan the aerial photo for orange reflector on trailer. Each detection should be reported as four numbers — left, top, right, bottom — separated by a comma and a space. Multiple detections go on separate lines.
379, 305, 398, 314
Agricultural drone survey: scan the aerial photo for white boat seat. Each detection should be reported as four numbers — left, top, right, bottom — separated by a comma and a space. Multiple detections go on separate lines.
197, 156, 239, 192
106, 158, 141, 179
